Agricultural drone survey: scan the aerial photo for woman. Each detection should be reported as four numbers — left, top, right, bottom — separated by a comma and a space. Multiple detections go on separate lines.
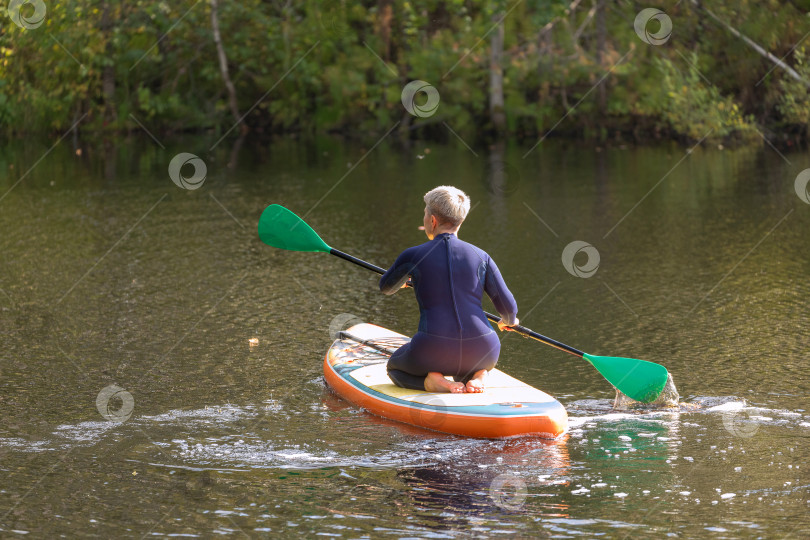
380, 186, 519, 394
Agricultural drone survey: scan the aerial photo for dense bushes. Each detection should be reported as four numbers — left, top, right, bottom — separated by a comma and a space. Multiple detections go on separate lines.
0, 0, 808, 145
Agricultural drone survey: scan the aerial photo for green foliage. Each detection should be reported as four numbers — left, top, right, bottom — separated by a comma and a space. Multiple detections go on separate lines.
640, 54, 757, 142
0, 0, 807, 145
777, 47, 810, 133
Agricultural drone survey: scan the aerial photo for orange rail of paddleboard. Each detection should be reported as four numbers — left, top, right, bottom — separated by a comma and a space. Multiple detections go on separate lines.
323, 355, 567, 439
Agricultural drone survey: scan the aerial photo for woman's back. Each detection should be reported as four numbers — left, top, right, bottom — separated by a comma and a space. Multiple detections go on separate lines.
381, 184, 519, 393
380, 232, 517, 340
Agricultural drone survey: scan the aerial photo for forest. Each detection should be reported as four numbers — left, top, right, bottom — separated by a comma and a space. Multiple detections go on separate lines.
2, 0, 810, 146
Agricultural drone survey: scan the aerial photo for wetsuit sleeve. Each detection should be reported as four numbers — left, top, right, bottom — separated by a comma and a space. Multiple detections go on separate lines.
379, 248, 416, 295
484, 255, 518, 325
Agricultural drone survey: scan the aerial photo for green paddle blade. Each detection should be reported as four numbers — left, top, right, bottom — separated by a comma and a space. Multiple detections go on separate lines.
258, 204, 332, 253
582, 353, 669, 403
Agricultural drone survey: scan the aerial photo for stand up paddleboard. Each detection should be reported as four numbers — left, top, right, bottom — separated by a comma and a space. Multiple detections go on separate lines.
323, 323, 568, 439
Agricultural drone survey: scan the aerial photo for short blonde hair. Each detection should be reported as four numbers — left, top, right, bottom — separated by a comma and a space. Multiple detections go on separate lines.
424, 186, 470, 226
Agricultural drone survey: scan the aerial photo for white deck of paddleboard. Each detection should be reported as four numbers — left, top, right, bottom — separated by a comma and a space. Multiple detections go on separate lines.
342, 323, 558, 407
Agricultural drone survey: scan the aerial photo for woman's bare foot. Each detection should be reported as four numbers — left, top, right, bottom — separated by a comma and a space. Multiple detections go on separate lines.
465, 369, 488, 393
424, 372, 466, 393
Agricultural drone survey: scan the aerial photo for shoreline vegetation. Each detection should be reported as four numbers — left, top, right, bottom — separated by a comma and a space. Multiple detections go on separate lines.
2, 1, 809, 148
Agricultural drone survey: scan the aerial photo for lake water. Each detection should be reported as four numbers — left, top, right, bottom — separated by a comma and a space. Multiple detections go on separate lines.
0, 134, 808, 537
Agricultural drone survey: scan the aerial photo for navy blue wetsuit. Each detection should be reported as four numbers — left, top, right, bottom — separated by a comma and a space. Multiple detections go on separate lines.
379, 232, 518, 391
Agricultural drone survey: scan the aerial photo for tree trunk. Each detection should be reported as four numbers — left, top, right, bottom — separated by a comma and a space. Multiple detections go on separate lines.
377, 0, 393, 60
691, 0, 810, 88
101, 3, 117, 127
210, 0, 243, 125
537, 25, 552, 88
489, 12, 506, 134
536, 0, 582, 112
595, 0, 607, 111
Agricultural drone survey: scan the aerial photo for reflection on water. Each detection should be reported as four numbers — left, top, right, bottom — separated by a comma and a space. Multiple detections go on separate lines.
0, 136, 808, 537
3, 392, 807, 536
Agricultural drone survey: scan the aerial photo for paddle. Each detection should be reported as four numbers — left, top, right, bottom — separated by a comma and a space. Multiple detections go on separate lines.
258, 203, 669, 403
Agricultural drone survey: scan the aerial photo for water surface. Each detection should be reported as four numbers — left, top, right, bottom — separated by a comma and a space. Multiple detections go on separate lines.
0, 135, 808, 537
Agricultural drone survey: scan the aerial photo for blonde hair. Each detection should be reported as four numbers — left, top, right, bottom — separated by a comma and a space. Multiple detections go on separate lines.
424, 186, 470, 226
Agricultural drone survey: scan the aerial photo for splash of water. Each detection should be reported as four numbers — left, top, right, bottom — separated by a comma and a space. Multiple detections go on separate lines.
613, 372, 680, 410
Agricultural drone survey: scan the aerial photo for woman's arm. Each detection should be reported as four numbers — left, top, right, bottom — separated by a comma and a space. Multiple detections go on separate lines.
484, 255, 518, 325
379, 248, 416, 295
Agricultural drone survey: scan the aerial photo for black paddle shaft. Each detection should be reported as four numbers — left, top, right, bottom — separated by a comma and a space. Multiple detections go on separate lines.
337, 331, 398, 356
330, 249, 387, 274
329, 249, 586, 359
